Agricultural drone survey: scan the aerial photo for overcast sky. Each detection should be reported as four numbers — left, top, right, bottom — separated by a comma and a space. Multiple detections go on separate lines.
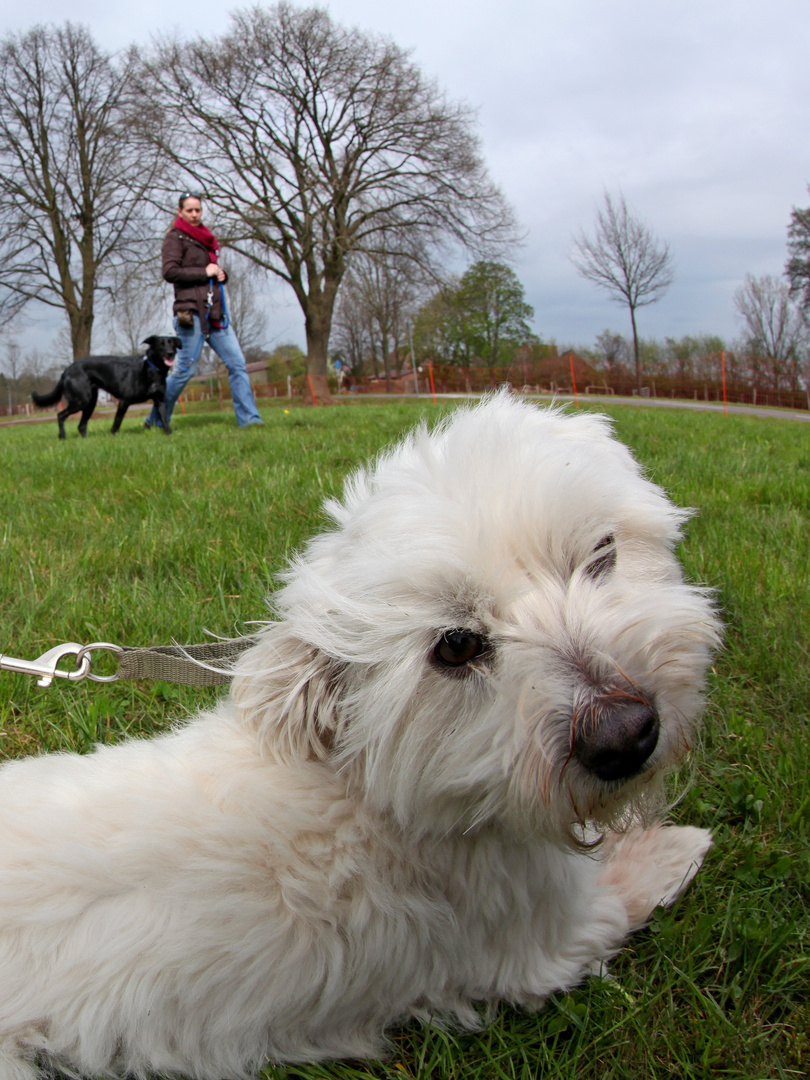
4, 0, 810, 355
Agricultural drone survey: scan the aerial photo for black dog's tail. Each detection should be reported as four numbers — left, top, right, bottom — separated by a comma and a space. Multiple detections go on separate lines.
32, 378, 65, 408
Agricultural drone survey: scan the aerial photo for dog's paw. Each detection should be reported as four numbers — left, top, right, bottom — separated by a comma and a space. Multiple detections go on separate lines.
598, 824, 712, 929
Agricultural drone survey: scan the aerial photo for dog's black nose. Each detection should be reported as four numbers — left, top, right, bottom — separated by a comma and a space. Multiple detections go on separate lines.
574, 700, 659, 782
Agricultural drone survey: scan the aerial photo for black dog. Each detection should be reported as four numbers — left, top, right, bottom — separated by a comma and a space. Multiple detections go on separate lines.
32, 336, 181, 439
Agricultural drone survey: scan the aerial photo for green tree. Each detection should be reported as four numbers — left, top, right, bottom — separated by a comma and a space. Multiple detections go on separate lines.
786, 189, 810, 315
414, 263, 535, 368
412, 280, 467, 365
451, 262, 536, 367
265, 343, 307, 383
663, 334, 726, 382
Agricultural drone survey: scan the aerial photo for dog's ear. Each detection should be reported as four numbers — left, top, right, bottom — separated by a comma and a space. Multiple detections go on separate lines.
173, 337, 182, 349
230, 626, 341, 762
141, 336, 157, 348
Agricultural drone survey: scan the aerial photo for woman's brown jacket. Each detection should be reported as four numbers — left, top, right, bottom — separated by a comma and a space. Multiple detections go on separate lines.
162, 228, 228, 325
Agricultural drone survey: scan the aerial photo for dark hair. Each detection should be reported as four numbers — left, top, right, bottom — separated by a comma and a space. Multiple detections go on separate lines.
178, 191, 203, 208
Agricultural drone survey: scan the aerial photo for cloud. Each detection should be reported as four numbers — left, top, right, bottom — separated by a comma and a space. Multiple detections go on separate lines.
3, 0, 809, 353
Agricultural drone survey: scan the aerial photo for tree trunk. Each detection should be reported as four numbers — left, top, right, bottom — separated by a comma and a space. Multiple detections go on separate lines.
302, 276, 337, 404
629, 305, 641, 391
71, 309, 93, 359
381, 331, 391, 393
302, 324, 334, 404
303, 373, 333, 406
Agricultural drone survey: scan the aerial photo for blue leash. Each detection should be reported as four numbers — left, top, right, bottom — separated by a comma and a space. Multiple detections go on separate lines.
218, 279, 230, 330
190, 278, 229, 361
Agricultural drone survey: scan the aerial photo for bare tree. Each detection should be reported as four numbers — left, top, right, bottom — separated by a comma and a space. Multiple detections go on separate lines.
1, 341, 22, 412
0, 23, 163, 358
218, 255, 275, 358
594, 329, 629, 378
102, 262, 168, 354
734, 274, 808, 391
331, 275, 377, 377
572, 192, 673, 390
334, 252, 426, 389
100, 240, 270, 359
139, 3, 517, 402
0, 339, 58, 409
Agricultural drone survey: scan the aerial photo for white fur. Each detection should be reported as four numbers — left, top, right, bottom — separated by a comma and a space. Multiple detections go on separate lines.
0, 395, 721, 1079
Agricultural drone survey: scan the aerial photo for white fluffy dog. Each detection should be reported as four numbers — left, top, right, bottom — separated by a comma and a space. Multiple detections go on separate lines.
0, 396, 720, 1080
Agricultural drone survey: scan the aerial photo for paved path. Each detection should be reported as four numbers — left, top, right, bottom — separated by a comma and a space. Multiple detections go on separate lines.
0, 402, 153, 429
536, 393, 810, 422
358, 391, 810, 423
3, 393, 809, 428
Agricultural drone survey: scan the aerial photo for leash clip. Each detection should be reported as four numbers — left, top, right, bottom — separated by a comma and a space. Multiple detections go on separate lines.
0, 642, 123, 687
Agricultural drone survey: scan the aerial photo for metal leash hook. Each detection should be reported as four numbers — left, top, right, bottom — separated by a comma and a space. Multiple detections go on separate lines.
0, 642, 123, 687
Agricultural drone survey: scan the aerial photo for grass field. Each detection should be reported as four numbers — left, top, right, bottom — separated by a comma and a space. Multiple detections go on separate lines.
1, 398, 808, 1079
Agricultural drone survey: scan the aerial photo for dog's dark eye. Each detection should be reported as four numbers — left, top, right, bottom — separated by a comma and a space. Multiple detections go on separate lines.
586, 534, 616, 581
434, 629, 488, 668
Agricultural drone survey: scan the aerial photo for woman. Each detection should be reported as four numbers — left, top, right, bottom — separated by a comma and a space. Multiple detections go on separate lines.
146, 193, 263, 428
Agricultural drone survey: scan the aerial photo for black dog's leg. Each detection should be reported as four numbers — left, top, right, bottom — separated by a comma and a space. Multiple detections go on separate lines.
155, 397, 172, 436
56, 406, 72, 440
77, 388, 98, 438
56, 392, 85, 440
111, 400, 129, 435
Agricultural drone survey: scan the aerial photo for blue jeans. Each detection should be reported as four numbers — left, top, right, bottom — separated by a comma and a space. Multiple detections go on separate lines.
147, 315, 262, 427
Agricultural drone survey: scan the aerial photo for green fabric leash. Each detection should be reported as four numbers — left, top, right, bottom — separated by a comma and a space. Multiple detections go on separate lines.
116, 638, 256, 686
0, 637, 256, 688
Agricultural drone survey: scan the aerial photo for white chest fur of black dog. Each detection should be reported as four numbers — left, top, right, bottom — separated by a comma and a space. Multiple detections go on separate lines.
31, 335, 181, 438
0, 397, 721, 1080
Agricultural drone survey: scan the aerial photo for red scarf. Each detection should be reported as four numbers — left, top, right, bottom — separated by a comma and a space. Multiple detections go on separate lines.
173, 216, 219, 262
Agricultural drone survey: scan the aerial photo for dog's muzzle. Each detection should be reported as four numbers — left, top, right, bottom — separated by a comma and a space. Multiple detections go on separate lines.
573, 696, 660, 783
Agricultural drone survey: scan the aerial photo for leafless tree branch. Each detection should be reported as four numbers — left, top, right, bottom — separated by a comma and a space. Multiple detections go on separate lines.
734, 273, 808, 391
0, 24, 164, 357
136, 3, 518, 396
